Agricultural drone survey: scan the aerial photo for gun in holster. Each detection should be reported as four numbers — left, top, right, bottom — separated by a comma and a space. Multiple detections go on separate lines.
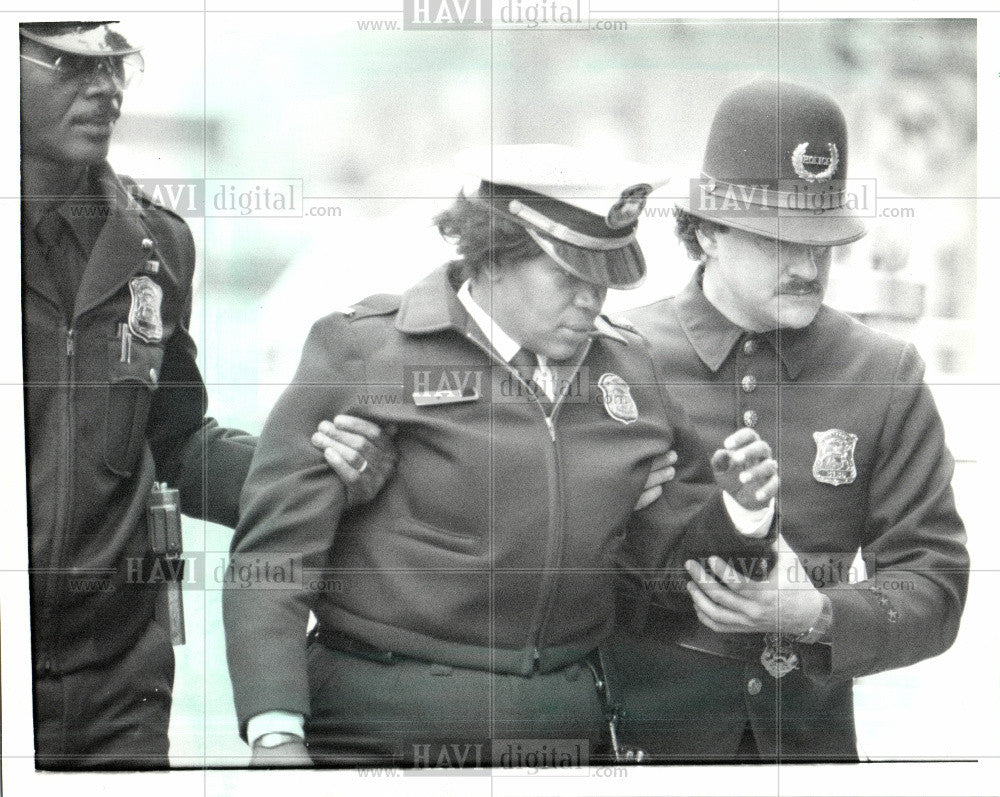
147, 482, 185, 645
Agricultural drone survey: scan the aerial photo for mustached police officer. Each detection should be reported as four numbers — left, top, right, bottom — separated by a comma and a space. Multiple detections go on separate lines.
223, 144, 784, 767
608, 80, 969, 761
20, 21, 393, 769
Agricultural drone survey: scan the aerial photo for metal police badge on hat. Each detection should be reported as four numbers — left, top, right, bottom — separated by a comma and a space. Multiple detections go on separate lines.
761, 633, 800, 679
791, 142, 840, 183
128, 276, 163, 343
598, 372, 638, 425
606, 184, 653, 229
811, 428, 858, 486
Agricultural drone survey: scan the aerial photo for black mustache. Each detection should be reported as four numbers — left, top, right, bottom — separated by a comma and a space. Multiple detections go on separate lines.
75, 112, 119, 124
74, 103, 121, 124
778, 280, 821, 294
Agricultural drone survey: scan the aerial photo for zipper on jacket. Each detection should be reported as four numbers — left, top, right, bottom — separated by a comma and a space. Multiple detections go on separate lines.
41, 325, 76, 672
461, 330, 594, 667
529, 340, 592, 660
463, 331, 552, 425
461, 331, 564, 660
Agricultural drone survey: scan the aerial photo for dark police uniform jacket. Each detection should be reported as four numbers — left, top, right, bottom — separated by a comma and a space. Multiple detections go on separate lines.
609, 271, 969, 760
23, 163, 255, 679
224, 264, 775, 738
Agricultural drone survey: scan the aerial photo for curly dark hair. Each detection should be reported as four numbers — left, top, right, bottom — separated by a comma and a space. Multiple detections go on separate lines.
434, 193, 543, 283
675, 208, 729, 262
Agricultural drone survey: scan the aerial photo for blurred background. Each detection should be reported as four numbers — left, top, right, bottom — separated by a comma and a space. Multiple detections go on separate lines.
96, 13, 983, 766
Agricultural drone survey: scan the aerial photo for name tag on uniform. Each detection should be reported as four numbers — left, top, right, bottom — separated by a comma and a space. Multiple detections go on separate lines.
413, 387, 480, 406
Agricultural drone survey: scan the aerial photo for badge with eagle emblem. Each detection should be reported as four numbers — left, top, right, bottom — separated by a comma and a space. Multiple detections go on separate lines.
127, 275, 164, 343
811, 428, 858, 486
597, 372, 638, 425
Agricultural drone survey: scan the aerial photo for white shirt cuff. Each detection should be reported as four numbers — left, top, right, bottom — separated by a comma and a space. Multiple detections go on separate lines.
247, 710, 305, 747
722, 492, 775, 538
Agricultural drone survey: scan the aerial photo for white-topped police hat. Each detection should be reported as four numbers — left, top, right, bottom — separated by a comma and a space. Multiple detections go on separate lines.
456, 144, 669, 289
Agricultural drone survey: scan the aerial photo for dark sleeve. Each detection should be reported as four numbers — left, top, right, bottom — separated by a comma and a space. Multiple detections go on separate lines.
223, 314, 359, 738
618, 362, 775, 612
146, 229, 256, 529
822, 343, 968, 679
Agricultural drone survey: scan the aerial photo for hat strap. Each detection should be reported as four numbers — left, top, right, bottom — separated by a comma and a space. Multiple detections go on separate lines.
507, 200, 635, 251
524, 229, 586, 279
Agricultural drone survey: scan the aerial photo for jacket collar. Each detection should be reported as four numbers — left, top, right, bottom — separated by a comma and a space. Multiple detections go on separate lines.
675, 268, 813, 380
394, 264, 628, 346
73, 163, 157, 320
22, 166, 114, 311
394, 265, 470, 335
59, 170, 108, 256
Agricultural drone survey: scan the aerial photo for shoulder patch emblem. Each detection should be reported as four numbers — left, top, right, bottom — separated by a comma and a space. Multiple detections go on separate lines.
128, 276, 164, 343
598, 372, 638, 425
811, 428, 858, 486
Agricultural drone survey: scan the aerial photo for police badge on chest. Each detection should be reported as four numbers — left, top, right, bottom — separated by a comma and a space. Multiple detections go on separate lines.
128, 275, 164, 343
812, 428, 858, 486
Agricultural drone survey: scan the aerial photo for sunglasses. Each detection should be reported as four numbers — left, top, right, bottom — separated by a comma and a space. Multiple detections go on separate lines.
21, 49, 144, 89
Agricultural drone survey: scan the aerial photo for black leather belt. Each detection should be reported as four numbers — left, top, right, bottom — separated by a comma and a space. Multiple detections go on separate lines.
641, 607, 832, 680
309, 625, 601, 674
644, 607, 765, 664
309, 625, 400, 664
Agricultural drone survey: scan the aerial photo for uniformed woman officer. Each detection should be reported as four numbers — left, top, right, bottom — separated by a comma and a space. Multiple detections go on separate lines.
223, 145, 780, 767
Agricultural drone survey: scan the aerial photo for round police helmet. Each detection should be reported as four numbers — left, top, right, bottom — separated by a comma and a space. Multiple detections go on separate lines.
678, 80, 867, 247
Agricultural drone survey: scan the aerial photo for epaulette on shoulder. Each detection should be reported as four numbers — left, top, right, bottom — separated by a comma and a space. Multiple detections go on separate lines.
118, 174, 187, 224
340, 293, 401, 320
604, 314, 640, 335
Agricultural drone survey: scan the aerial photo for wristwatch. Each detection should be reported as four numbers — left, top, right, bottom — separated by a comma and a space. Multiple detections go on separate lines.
794, 594, 834, 645
254, 731, 304, 749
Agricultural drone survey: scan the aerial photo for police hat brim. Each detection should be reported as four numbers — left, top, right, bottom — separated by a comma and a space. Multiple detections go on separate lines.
676, 196, 867, 247
20, 22, 141, 57
527, 229, 646, 290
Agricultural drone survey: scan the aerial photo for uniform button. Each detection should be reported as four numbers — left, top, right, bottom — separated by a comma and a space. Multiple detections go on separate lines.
141, 237, 154, 251
741, 375, 757, 393
747, 677, 763, 695
743, 409, 758, 428
743, 339, 757, 355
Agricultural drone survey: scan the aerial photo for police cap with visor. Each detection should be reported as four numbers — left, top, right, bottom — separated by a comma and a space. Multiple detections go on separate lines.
456, 144, 670, 289
20, 21, 144, 88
